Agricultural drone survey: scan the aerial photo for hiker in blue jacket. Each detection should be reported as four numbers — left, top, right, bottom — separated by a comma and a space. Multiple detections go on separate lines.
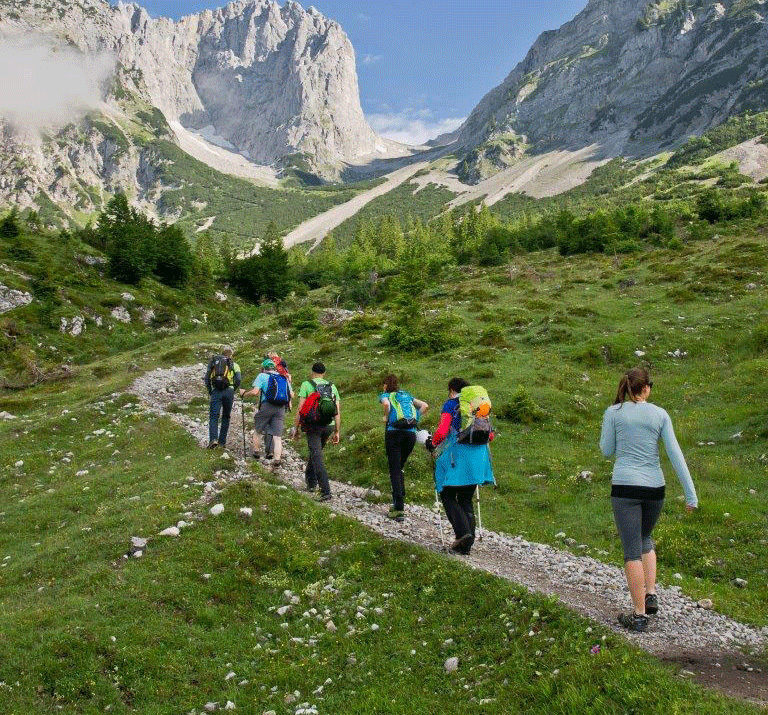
427, 377, 495, 555
241, 359, 292, 466
379, 374, 429, 522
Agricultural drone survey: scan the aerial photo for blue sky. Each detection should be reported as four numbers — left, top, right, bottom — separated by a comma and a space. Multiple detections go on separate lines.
129, 0, 588, 144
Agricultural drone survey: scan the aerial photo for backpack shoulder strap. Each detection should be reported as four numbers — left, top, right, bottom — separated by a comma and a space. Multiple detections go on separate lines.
309, 379, 318, 391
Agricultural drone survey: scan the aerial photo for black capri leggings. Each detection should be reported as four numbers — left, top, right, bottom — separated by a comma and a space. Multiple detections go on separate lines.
611, 497, 664, 562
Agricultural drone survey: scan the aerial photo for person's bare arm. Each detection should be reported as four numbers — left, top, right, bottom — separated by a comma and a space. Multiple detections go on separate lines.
381, 398, 391, 424
414, 398, 429, 416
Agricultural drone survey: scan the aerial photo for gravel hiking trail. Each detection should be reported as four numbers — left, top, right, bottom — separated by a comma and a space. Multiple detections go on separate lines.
131, 365, 768, 705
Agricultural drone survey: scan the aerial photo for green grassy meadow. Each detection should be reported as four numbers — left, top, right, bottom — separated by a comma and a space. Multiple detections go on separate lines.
0, 339, 760, 714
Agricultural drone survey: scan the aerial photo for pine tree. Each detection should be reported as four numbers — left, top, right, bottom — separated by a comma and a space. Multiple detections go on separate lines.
258, 221, 290, 301
0, 207, 21, 239
155, 224, 193, 287
98, 194, 157, 284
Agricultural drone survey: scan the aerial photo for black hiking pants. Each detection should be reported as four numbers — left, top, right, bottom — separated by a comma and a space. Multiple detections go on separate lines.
441, 485, 476, 543
385, 430, 416, 511
305, 426, 334, 496
209, 387, 234, 445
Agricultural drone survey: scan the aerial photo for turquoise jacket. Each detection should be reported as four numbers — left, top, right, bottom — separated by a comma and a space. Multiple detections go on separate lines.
434, 430, 495, 494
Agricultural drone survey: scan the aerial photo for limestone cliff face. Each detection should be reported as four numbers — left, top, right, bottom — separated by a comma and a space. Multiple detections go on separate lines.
457, 0, 768, 182
0, 0, 384, 216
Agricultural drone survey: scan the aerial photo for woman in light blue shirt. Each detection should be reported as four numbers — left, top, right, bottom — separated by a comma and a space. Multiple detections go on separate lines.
600, 367, 698, 633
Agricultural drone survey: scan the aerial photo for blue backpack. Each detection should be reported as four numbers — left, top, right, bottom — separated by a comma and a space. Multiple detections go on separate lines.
264, 373, 290, 406
388, 391, 419, 429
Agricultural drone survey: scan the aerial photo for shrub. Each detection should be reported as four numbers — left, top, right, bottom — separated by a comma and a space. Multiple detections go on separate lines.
752, 323, 768, 354
497, 386, 547, 424
479, 324, 509, 347
288, 306, 320, 336
382, 313, 461, 354
341, 313, 380, 339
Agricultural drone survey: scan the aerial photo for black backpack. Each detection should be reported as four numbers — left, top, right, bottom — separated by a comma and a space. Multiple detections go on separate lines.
210, 355, 232, 391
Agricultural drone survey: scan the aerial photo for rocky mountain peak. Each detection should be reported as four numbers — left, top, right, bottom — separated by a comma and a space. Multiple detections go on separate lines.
1, 0, 384, 172
456, 0, 768, 183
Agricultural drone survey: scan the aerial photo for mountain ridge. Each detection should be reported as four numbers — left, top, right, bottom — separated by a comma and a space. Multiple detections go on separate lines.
455, 0, 768, 183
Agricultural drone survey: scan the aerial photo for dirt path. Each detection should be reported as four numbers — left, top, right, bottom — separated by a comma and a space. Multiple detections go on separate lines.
130, 365, 768, 705
277, 162, 431, 250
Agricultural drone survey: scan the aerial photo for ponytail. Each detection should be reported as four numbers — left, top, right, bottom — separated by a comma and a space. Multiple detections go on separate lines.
614, 367, 650, 407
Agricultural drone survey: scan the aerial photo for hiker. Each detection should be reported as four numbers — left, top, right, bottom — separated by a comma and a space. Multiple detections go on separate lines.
600, 367, 698, 633
293, 362, 340, 502
427, 377, 495, 555
241, 358, 292, 466
204, 347, 241, 450
263, 352, 292, 459
379, 375, 429, 522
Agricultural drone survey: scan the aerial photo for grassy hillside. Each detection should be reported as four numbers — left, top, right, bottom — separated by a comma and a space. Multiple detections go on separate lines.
269, 213, 768, 626
0, 218, 258, 387
0, 337, 757, 714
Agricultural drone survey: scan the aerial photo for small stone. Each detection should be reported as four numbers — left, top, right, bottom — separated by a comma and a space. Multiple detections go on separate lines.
673, 573, 683, 580
131, 536, 147, 549
14, 460, 23, 468
325, 620, 337, 632
204, 703, 219, 713
225, 703, 235, 711
239, 507, 253, 518
444, 657, 459, 673
555, 532, 566, 539
159, 526, 180, 537
733, 578, 748, 588
225, 671, 236, 681
697, 599, 713, 610
370, 623, 379, 631
222, 452, 231, 460
277, 605, 291, 616
210, 503, 225, 516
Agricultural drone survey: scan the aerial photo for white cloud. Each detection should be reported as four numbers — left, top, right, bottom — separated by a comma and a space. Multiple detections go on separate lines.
367, 109, 465, 146
361, 53, 382, 65
0, 34, 114, 133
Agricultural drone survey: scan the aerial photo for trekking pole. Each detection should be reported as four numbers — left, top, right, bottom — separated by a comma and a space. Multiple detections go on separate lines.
476, 486, 483, 542
240, 396, 247, 460
434, 489, 446, 551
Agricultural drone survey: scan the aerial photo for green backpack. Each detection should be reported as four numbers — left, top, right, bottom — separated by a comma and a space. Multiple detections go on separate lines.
457, 386, 492, 445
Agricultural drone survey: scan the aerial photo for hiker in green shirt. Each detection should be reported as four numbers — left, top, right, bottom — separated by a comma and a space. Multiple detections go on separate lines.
293, 362, 340, 501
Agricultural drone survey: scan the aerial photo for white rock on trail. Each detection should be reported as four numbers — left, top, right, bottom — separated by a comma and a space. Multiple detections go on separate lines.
210, 503, 225, 516
159, 526, 180, 537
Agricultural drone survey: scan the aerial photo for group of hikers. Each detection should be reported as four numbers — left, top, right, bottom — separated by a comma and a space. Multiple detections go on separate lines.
206, 349, 697, 634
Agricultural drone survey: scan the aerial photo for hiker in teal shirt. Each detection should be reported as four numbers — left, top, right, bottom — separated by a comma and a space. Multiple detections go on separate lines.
378, 374, 429, 522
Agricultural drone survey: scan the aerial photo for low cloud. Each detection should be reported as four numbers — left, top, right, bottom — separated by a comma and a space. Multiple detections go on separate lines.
367, 109, 465, 146
361, 54, 381, 65
0, 34, 115, 132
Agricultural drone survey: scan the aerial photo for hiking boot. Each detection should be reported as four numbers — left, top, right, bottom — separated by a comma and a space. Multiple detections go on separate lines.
251, 452, 261, 460
387, 508, 405, 522
207, 441, 219, 450
265, 454, 274, 460
645, 594, 658, 615
316, 493, 332, 503
450, 534, 473, 554
617, 612, 649, 632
